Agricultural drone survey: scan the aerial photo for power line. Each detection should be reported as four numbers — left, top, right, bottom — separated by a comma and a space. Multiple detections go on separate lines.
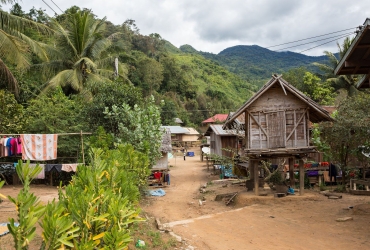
49, 0, 64, 13
299, 33, 352, 53
41, 0, 58, 15
274, 31, 355, 52
266, 27, 358, 49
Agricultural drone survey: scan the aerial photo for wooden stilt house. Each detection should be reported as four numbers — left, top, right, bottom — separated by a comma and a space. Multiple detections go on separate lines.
223, 74, 334, 195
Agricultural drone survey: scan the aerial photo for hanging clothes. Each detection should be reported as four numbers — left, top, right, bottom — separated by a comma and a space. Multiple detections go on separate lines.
10, 138, 17, 156
2, 137, 9, 157
61, 163, 78, 172
16, 137, 22, 155
45, 164, 62, 172
5, 137, 12, 156
21, 134, 58, 161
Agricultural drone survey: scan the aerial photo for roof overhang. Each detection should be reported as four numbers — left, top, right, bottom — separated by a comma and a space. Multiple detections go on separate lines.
356, 74, 370, 88
334, 18, 370, 76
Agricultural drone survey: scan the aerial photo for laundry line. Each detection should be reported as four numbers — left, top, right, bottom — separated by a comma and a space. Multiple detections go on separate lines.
0, 131, 92, 164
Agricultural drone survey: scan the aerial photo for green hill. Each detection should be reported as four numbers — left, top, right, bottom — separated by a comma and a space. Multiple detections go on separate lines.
180, 44, 331, 87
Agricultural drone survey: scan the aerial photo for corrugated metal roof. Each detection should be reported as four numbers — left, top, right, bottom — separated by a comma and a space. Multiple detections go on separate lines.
207, 124, 235, 136
183, 127, 200, 135
161, 126, 190, 134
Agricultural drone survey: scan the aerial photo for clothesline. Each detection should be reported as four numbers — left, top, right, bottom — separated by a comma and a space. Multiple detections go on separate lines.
0, 131, 92, 164
0, 132, 92, 136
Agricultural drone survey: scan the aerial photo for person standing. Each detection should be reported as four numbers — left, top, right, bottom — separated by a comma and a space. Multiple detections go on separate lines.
183, 151, 186, 161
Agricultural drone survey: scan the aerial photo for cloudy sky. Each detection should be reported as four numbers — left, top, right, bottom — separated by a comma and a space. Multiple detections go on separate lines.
4, 0, 370, 56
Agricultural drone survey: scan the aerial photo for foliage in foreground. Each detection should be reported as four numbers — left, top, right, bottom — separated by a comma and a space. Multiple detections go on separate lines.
3, 145, 150, 249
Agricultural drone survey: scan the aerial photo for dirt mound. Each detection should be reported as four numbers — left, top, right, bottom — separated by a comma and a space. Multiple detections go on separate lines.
352, 204, 370, 215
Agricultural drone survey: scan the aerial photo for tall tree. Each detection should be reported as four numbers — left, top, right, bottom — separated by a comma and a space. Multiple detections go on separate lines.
314, 37, 359, 97
41, 10, 129, 94
0, 0, 50, 97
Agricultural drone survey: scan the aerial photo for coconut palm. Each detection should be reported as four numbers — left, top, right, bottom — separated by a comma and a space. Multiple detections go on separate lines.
0, 0, 50, 97
313, 37, 359, 97
41, 10, 129, 94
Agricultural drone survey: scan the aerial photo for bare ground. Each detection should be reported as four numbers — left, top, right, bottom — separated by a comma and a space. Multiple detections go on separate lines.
0, 149, 370, 249
143, 150, 370, 250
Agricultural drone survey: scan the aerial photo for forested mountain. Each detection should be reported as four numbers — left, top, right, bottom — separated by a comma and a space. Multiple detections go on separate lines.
180, 44, 332, 87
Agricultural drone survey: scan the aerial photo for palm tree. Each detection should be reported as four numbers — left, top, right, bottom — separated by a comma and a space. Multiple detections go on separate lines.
41, 10, 129, 94
314, 37, 359, 97
0, 0, 50, 97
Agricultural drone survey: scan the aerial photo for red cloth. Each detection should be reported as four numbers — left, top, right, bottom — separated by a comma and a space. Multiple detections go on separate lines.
154, 172, 161, 180
10, 138, 17, 156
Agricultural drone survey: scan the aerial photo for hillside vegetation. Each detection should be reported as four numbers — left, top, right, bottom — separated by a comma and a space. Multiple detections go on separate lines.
180, 44, 331, 87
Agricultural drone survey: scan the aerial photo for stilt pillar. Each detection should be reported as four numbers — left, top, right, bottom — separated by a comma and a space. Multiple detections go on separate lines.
289, 158, 295, 187
299, 159, 304, 195
253, 160, 259, 196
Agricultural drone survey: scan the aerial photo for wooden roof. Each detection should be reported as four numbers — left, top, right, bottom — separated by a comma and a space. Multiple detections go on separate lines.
223, 75, 334, 128
334, 18, 370, 88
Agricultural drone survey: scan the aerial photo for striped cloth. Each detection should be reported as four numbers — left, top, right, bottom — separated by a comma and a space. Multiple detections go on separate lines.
21, 134, 58, 161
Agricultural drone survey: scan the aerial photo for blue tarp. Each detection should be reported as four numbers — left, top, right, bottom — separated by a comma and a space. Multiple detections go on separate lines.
0, 222, 19, 237
149, 189, 166, 196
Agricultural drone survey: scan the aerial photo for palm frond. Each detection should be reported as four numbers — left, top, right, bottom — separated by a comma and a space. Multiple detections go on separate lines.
0, 29, 30, 69
43, 69, 82, 93
0, 58, 19, 96
0, 10, 52, 36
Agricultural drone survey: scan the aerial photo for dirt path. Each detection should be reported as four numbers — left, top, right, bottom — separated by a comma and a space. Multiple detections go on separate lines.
1, 151, 370, 249
143, 150, 370, 250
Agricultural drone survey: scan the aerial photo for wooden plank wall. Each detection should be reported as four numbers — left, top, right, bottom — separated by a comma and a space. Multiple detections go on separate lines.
246, 85, 310, 150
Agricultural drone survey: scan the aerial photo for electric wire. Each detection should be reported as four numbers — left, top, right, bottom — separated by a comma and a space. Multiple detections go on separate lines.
49, 0, 64, 13
274, 31, 355, 52
41, 0, 58, 15
266, 27, 358, 48
299, 33, 353, 53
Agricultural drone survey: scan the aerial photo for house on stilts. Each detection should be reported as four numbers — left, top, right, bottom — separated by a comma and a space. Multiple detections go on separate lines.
223, 74, 334, 195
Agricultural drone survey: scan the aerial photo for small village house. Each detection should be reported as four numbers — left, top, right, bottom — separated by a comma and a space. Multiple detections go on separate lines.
223, 74, 333, 195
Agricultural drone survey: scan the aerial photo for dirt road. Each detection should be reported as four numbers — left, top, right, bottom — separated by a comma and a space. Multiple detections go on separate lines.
143, 151, 370, 250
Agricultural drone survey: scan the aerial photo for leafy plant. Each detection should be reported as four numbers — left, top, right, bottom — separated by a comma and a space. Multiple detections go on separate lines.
7, 161, 45, 250
104, 95, 163, 167
56, 147, 146, 248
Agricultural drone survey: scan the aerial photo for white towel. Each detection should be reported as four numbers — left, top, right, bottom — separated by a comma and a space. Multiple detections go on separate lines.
21, 134, 58, 161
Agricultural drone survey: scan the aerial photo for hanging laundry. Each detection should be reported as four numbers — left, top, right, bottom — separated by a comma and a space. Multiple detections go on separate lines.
10, 138, 17, 156
14, 162, 45, 179
45, 164, 62, 172
16, 137, 22, 155
61, 163, 78, 172
29, 164, 45, 179
5, 137, 12, 156
2, 137, 9, 157
21, 134, 58, 161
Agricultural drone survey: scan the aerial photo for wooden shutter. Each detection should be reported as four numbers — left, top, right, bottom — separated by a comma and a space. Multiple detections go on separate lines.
267, 111, 285, 148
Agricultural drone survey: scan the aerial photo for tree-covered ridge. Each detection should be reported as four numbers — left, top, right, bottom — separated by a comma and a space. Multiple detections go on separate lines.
181, 44, 332, 87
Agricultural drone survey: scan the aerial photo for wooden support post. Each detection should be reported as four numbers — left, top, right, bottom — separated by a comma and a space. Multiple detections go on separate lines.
253, 160, 259, 196
80, 130, 85, 165
289, 158, 294, 187
299, 159, 304, 195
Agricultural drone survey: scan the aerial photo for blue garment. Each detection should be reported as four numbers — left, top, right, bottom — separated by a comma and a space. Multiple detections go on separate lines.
6, 137, 12, 156
149, 189, 166, 196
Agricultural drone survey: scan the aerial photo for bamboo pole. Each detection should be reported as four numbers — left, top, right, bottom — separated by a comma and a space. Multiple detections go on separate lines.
80, 130, 85, 165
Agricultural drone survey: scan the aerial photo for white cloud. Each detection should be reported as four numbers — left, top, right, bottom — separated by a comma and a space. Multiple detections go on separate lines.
4, 0, 370, 56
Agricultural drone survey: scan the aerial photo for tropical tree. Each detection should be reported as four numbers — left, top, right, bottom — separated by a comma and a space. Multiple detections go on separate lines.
314, 37, 359, 97
320, 92, 370, 185
41, 10, 129, 94
0, 0, 50, 97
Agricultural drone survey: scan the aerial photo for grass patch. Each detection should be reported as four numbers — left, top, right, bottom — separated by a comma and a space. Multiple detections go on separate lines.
128, 215, 180, 250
